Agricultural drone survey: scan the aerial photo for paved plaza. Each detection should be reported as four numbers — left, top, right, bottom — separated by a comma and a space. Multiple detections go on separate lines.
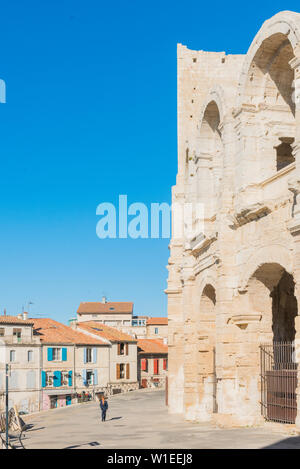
19, 390, 300, 449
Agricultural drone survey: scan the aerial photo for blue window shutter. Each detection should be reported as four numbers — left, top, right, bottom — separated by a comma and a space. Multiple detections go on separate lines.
68, 370, 72, 387
62, 348, 67, 361
54, 371, 61, 387
94, 369, 98, 385
93, 348, 97, 364
83, 348, 87, 364
41, 371, 46, 388
47, 348, 53, 361
82, 369, 87, 386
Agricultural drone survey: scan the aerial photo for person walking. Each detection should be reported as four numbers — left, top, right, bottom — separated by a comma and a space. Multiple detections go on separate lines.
100, 396, 108, 422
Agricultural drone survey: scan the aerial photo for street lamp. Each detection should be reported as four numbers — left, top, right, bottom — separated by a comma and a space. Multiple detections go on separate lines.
5, 364, 10, 449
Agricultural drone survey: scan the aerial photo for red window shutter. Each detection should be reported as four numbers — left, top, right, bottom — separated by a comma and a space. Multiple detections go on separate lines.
141, 358, 147, 371
163, 359, 167, 370
126, 363, 130, 379
126, 343, 129, 355
154, 359, 159, 375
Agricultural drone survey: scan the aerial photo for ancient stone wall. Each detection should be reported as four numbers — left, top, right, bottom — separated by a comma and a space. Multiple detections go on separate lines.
166, 11, 300, 427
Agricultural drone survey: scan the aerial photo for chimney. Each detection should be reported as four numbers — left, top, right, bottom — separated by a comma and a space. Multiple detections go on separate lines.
17, 313, 23, 320
3, 308, 6, 316
102, 296, 107, 304
23, 311, 28, 321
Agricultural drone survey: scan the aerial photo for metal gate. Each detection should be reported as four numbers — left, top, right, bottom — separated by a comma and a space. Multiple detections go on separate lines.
260, 342, 297, 424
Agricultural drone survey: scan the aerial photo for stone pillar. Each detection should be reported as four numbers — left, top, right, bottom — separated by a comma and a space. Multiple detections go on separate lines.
166, 185, 185, 415
234, 106, 261, 190
181, 264, 198, 419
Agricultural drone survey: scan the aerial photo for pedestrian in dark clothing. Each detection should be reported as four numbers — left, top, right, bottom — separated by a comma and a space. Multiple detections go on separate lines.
100, 396, 108, 422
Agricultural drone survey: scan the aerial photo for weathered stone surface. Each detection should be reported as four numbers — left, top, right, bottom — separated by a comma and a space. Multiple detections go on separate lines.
166, 11, 300, 427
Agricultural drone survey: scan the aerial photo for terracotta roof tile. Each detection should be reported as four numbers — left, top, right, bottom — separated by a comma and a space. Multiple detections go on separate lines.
147, 317, 168, 325
77, 302, 133, 314
0, 315, 34, 325
30, 318, 107, 345
77, 321, 137, 343
137, 339, 168, 354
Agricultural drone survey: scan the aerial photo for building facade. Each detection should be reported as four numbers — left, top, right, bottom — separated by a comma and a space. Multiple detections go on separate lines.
32, 318, 110, 410
166, 11, 300, 427
76, 299, 133, 326
146, 318, 168, 343
75, 321, 139, 394
137, 339, 168, 389
0, 314, 140, 413
75, 299, 168, 340
0, 315, 41, 413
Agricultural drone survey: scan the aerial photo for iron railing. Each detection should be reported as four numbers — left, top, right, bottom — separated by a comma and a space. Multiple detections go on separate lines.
260, 342, 297, 424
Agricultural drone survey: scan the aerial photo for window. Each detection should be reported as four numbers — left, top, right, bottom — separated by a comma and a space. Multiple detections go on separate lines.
117, 363, 125, 379
118, 343, 125, 355
13, 328, 22, 342
10, 350, 16, 362
26, 370, 36, 389
61, 371, 70, 386
86, 370, 93, 385
154, 359, 159, 375
116, 364, 130, 379
52, 348, 62, 361
28, 350, 33, 362
155, 328, 159, 335
0, 328, 4, 337
48, 347, 67, 361
46, 371, 54, 387
141, 358, 148, 371
9, 371, 18, 389
132, 319, 138, 327
86, 348, 92, 363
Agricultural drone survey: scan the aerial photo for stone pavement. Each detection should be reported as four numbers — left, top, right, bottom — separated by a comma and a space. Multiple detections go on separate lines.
21, 389, 300, 449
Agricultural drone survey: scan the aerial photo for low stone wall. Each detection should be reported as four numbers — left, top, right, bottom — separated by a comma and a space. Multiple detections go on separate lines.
140, 376, 166, 389
107, 382, 139, 395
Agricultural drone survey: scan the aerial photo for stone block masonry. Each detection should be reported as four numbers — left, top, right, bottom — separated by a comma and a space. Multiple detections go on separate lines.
166, 10, 300, 428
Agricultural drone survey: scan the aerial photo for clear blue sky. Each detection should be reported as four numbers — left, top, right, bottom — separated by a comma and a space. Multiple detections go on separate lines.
0, 0, 298, 323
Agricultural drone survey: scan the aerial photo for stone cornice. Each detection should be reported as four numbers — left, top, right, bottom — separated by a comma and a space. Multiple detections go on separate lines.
230, 202, 271, 228
227, 314, 262, 329
287, 218, 300, 236
289, 56, 300, 70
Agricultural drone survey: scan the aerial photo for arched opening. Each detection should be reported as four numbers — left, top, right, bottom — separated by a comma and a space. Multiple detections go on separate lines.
276, 137, 295, 171
242, 33, 296, 180
201, 284, 216, 316
247, 263, 298, 423
248, 263, 297, 342
197, 101, 223, 220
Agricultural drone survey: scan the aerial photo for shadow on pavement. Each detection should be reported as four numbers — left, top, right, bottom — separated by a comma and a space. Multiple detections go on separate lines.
262, 436, 300, 449
25, 424, 46, 432
64, 441, 101, 449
